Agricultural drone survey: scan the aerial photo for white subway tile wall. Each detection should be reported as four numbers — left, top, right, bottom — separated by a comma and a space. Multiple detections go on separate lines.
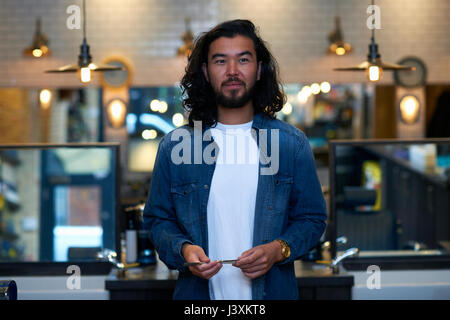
0, 0, 448, 87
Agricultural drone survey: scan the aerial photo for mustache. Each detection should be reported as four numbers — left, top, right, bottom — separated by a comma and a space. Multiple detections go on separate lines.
222, 77, 245, 87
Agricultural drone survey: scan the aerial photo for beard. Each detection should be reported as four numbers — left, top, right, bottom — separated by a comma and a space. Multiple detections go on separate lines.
213, 77, 257, 109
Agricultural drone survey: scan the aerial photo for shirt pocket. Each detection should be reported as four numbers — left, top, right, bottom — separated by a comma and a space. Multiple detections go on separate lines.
273, 175, 294, 214
170, 181, 200, 228
171, 182, 197, 196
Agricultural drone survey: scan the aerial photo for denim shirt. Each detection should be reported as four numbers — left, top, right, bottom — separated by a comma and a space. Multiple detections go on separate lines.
143, 113, 327, 300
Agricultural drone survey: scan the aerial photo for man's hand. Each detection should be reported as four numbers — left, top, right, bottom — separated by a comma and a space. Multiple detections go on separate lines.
182, 244, 222, 279
233, 241, 283, 279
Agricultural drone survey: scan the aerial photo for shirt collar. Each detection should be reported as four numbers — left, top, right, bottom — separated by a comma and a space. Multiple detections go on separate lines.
202, 112, 266, 140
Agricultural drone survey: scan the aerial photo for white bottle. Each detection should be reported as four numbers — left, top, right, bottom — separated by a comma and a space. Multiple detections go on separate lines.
126, 229, 137, 264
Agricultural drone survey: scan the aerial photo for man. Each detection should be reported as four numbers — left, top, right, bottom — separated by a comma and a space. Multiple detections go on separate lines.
143, 19, 327, 300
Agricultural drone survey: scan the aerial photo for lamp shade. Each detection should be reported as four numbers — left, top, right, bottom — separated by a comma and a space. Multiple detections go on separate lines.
24, 18, 50, 58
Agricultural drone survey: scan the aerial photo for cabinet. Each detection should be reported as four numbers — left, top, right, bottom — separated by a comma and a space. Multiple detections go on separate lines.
105, 261, 354, 300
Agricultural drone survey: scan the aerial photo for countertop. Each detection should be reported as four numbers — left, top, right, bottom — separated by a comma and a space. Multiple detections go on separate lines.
104, 258, 354, 290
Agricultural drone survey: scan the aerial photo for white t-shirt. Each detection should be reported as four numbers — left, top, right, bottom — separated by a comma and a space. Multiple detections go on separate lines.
207, 120, 259, 300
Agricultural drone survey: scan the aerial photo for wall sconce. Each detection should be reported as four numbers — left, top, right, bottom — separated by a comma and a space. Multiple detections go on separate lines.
39, 89, 52, 109
399, 95, 420, 125
106, 98, 127, 128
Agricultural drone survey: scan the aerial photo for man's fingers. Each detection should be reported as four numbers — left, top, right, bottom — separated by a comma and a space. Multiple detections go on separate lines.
191, 261, 222, 279
196, 260, 219, 272
236, 249, 261, 267
239, 249, 253, 259
239, 255, 269, 273
240, 263, 267, 274
190, 261, 219, 273
183, 244, 209, 264
204, 263, 222, 279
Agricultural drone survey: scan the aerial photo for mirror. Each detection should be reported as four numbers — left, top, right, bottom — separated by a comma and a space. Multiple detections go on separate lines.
0, 143, 119, 262
126, 86, 185, 173
330, 139, 450, 259
125, 83, 369, 173
0, 87, 103, 144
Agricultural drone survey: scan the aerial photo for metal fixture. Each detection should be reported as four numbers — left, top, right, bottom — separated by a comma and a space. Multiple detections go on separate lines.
177, 17, 194, 57
45, 0, 122, 83
328, 16, 352, 56
330, 247, 359, 274
321, 236, 348, 251
24, 18, 50, 58
333, 0, 413, 82
96, 249, 139, 278
96, 249, 124, 268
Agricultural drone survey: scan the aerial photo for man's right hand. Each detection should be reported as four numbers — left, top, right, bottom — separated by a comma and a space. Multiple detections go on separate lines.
182, 244, 222, 279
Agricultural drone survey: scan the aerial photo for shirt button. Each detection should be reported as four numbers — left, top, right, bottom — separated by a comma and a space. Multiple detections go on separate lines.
268, 206, 273, 210
204, 185, 209, 189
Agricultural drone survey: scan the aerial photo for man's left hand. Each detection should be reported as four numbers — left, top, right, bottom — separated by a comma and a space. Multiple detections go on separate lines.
233, 241, 283, 279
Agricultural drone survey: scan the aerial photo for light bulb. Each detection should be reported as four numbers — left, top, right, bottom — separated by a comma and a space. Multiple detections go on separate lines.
399, 95, 420, 124
302, 86, 312, 97
111, 101, 124, 119
367, 65, 383, 82
297, 87, 310, 104
282, 102, 293, 115
107, 99, 127, 128
39, 89, 52, 107
172, 113, 184, 127
150, 99, 160, 112
320, 82, 331, 93
159, 101, 168, 113
335, 47, 346, 56
142, 129, 157, 140
311, 83, 321, 95
32, 49, 43, 58
80, 67, 92, 83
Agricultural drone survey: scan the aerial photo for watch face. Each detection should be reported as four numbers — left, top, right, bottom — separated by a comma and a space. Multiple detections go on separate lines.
393, 57, 427, 88
101, 60, 130, 88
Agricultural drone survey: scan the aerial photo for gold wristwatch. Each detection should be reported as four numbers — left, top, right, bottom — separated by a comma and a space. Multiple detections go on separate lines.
276, 239, 291, 261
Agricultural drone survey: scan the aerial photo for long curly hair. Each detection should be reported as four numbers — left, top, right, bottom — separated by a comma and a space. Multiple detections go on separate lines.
180, 19, 286, 127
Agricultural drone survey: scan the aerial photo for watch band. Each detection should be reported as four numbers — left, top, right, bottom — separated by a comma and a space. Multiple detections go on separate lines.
276, 239, 291, 261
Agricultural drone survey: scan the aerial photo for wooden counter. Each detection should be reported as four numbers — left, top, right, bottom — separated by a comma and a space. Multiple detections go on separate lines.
105, 259, 354, 300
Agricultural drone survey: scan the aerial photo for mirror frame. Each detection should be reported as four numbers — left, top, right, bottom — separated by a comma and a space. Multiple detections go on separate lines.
328, 138, 450, 270
0, 143, 120, 275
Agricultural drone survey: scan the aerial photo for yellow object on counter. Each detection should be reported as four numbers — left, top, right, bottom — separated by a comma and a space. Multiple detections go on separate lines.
361, 161, 382, 211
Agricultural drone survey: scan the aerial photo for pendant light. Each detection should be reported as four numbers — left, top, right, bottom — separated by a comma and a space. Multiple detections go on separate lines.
45, 0, 122, 83
333, 0, 414, 82
177, 18, 194, 57
328, 16, 352, 56
24, 18, 51, 58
